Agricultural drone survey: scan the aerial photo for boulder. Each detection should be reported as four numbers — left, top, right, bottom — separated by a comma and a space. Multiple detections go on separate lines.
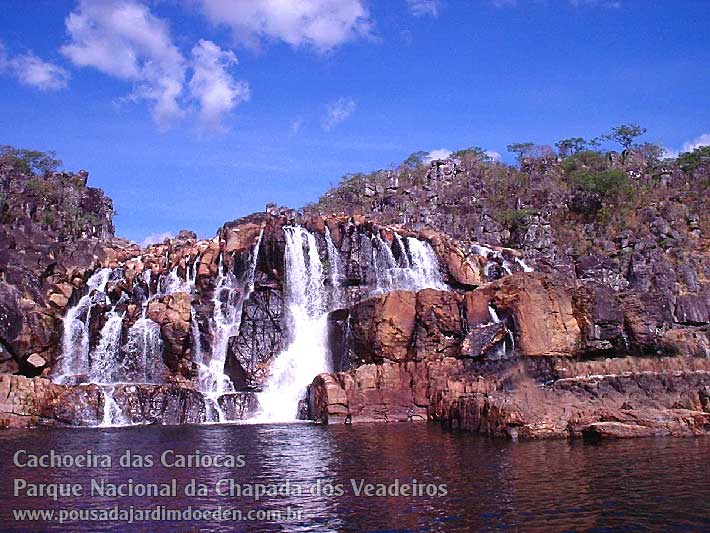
349, 291, 417, 363
413, 289, 463, 360
468, 273, 582, 357
419, 228, 483, 287
147, 292, 192, 372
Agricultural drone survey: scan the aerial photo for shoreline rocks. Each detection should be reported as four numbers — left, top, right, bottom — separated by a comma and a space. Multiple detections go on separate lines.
307, 356, 710, 440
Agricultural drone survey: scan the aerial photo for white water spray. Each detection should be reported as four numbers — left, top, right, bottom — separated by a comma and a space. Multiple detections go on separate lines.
54, 268, 112, 384
199, 230, 263, 421
256, 226, 330, 422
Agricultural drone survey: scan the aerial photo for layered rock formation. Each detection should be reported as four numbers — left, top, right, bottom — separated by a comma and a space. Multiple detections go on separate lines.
1, 147, 709, 439
307, 272, 710, 438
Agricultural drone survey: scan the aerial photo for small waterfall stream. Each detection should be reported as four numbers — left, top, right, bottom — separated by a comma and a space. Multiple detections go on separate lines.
473, 243, 533, 278
199, 230, 263, 422
53, 268, 112, 384
89, 307, 125, 384
370, 234, 446, 294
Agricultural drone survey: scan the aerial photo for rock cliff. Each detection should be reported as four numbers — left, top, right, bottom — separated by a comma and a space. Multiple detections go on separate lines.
1, 144, 709, 438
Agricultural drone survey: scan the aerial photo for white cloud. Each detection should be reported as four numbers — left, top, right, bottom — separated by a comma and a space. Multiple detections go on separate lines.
661, 147, 679, 159
485, 150, 502, 162
0, 42, 69, 91
61, 0, 186, 126
140, 231, 174, 247
197, 0, 373, 52
407, 0, 441, 17
682, 133, 710, 153
425, 148, 452, 162
189, 39, 249, 131
322, 97, 356, 130
661, 133, 710, 159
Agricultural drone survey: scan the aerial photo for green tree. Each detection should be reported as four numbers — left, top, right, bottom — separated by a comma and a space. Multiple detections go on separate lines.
602, 124, 647, 151
403, 151, 428, 169
555, 137, 588, 158
452, 146, 486, 159
677, 145, 710, 173
570, 169, 629, 198
506, 142, 534, 163
0, 145, 62, 175
561, 150, 607, 174
634, 142, 664, 163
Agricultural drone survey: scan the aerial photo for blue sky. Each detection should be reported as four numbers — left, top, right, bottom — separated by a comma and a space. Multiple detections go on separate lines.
1, 0, 708, 243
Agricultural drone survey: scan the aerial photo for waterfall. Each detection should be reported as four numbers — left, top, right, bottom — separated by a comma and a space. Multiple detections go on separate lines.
89, 308, 125, 384
473, 244, 533, 278
199, 230, 263, 421
256, 226, 330, 422
160, 266, 192, 295
325, 226, 344, 308
54, 268, 112, 384
123, 316, 163, 383
100, 385, 128, 427
255, 226, 450, 422
394, 233, 411, 269
488, 305, 501, 323
370, 233, 446, 294
191, 307, 203, 363
405, 237, 447, 290
486, 303, 515, 359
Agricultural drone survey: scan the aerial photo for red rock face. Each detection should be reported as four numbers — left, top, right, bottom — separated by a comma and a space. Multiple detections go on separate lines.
307, 356, 710, 440
469, 273, 582, 357
349, 291, 417, 363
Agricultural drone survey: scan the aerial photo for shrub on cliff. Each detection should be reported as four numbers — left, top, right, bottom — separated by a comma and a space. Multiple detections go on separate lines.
678, 145, 710, 174
497, 208, 535, 232
0, 145, 62, 175
562, 150, 607, 174
570, 169, 629, 198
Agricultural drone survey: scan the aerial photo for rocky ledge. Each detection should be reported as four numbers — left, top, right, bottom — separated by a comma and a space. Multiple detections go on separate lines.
0, 375, 257, 428
307, 356, 710, 439
307, 270, 710, 439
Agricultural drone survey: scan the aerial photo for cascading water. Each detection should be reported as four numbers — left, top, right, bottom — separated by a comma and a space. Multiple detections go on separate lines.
473, 243, 533, 278
54, 268, 112, 384
256, 226, 330, 422
256, 226, 451, 422
89, 307, 125, 384
199, 231, 263, 421
325, 226, 344, 308
370, 233, 446, 294
405, 237, 448, 290
100, 385, 127, 427
123, 315, 163, 383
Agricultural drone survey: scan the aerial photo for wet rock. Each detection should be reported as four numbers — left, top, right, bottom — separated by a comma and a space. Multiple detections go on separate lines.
228, 285, 283, 388
0, 375, 103, 428
147, 292, 191, 373
461, 323, 509, 359
349, 291, 416, 363
113, 384, 206, 425
413, 289, 463, 360
573, 283, 625, 355
675, 292, 710, 325
468, 273, 581, 357
218, 392, 259, 420
419, 228, 483, 287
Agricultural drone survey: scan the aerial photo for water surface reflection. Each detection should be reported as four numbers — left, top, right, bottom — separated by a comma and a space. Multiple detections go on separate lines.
1, 423, 709, 531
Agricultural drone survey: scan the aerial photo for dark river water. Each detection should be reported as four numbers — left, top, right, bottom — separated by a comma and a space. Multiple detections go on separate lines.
1, 422, 709, 532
